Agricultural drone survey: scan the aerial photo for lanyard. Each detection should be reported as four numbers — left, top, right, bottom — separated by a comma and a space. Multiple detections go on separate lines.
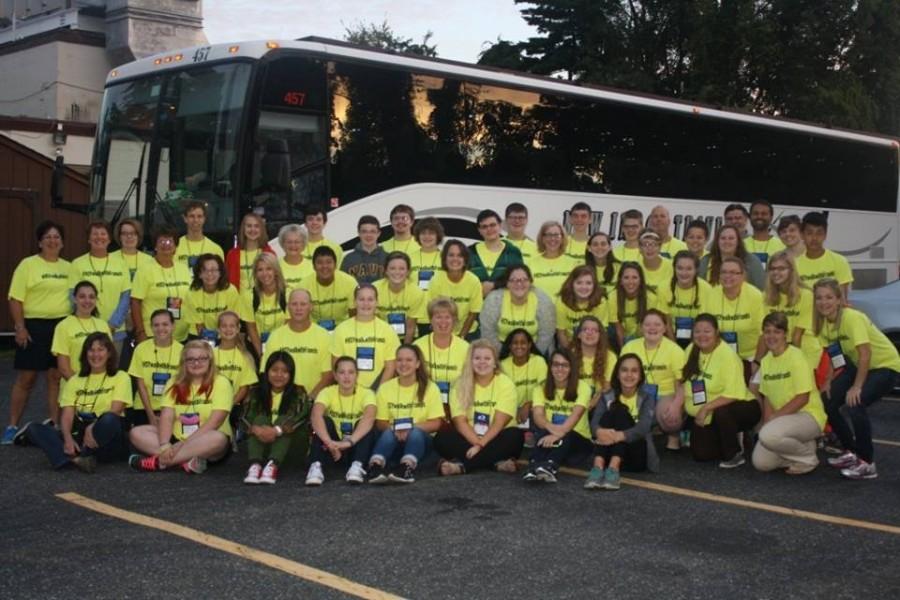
78, 373, 108, 413
153, 342, 175, 369
429, 334, 453, 382
316, 279, 337, 320
88, 255, 109, 292
643, 341, 662, 383
336, 386, 358, 418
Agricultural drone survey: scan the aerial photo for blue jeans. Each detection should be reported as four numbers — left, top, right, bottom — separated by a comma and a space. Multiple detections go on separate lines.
370, 426, 433, 467
826, 364, 899, 463
27, 412, 129, 469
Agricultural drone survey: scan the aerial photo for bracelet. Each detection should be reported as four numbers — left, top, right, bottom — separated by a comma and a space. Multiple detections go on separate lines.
346, 436, 355, 447
159, 442, 172, 452
274, 425, 283, 437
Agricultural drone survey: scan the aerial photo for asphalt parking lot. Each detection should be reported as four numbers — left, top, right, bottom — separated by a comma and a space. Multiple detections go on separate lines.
2, 354, 900, 600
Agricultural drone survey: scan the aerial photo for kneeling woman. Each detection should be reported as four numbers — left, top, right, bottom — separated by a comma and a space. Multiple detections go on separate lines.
524, 348, 593, 482
129, 341, 233, 473
585, 353, 658, 490
242, 352, 310, 485
368, 345, 444, 484
25, 332, 131, 472
306, 356, 378, 486
435, 340, 524, 475
751, 312, 826, 475
681, 314, 760, 468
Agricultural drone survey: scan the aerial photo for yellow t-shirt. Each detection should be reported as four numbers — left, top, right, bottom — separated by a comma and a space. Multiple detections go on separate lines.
280, 258, 314, 294
682, 341, 753, 424
565, 238, 588, 263
708, 284, 764, 360
408, 249, 443, 290
612, 245, 641, 263
506, 238, 538, 262
579, 349, 618, 393
243, 290, 289, 338
640, 258, 674, 295
759, 345, 826, 429
374, 377, 444, 425
304, 238, 345, 266
765, 288, 822, 370
51, 316, 111, 376
70, 253, 131, 330
175, 236, 224, 269
374, 279, 428, 337
60, 370, 132, 414
8, 255, 73, 319
501, 354, 549, 407
796, 250, 853, 287
331, 317, 401, 389
427, 271, 484, 335
449, 373, 518, 429
161, 374, 234, 440
131, 261, 193, 341
315, 384, 377, 439
532, 380, 593, 439
300, 271, 358, 330
744, 236, 786, 266
414, 333, 470, 393
817, 308, 900, 372
556, 299, 609, 333
235, 249, 265, 295
381, 237, 421, 256
660, 237, 689, 260
594, 262, 620, 297
213, 347, 259, 390
111, 249, 154, 282
498, 290, 540, 343
128, 339, 184, 411
260, 322, 332, 393
530, 254, 578, 298
621, 337, 685, 396
608, 290, 663, 340
473, 242, 503, 279
659, 278, 713, 321
184, 284, 250, 332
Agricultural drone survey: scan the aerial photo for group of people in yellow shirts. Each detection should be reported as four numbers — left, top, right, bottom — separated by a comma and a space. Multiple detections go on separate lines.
5, 198, 899, 487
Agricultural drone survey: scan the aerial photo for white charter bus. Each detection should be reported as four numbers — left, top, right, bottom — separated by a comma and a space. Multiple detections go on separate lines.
90, 37, 900, 288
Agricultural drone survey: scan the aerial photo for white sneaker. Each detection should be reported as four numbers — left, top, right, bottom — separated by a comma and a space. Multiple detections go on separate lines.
305, 461, 324, 486
243, 463, 262, 484
345, 461, 366, 484
841, 459, 878, 480
258, 460, 278, 485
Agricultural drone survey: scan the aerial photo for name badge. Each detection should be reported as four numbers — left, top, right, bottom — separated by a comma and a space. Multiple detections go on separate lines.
642, 383, 659, 401
180, 412, 200, 436
675, 317, 694, 340
691, 379, 707, 406
437, 381, 450, 404
721, 331, 738, 354
200, 328, 217, 348
356, 346, 375, 371
188, 255, 199, 269
417, 270, 434, 290
473, 411, 490, 436
340, 421, 354, 436
827, 342, 846, 369
393, 417, 413, 431
318, 319, 336, 332
151, 372, 170, 396
551, 413, 567, 426
166, 297, 182, 320
387, 313, 406, 336
260, 331, 270, 356
753, 252, 769, 266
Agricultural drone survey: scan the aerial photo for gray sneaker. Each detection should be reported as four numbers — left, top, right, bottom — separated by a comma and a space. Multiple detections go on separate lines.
719, 452, 746, 469
584, 467, 605, 490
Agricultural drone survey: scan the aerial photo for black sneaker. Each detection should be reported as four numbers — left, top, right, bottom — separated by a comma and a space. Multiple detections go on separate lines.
535, 463, 558, 483
367, 462, 389, 484
388, 462, 416, 484
522, 465, 538, 482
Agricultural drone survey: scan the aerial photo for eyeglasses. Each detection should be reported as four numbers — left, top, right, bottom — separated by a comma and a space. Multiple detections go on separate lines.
185, 356, 210, 364
543, 232, 562, 238
507, 277, 530, 284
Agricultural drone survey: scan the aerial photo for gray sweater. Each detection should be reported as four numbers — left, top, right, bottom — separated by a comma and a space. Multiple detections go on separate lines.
480, 287, 556, 355
589, 389, 659, 473
699, 253, 766, 290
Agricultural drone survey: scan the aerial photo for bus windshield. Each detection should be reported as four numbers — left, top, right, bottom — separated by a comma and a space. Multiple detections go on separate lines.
92, 61, 252, 238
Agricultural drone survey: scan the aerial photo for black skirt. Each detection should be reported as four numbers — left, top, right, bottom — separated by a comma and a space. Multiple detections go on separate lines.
14, 318, 64, 371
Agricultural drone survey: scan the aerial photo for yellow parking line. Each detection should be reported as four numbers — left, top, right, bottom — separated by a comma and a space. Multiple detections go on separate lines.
875, 438, 900, 448
56, 492, 405, 600
517, 461, 900, 536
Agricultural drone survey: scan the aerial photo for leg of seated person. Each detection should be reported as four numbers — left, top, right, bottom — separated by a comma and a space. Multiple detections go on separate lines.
465, 428, 524, 471
166, 430, 229, 465
351, 428, 377, 465
690, 422, 721, 461
86, 412, 128, 463
26, 423, 69, 469
400, 427, 431, 467
129, 424, 163, 455
434, 428, 470, 463
369, 428, 398, 466
754, 413, 820, 470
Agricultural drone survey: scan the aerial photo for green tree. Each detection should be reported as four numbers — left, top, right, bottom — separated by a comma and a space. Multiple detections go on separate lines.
343, 20, 438, 57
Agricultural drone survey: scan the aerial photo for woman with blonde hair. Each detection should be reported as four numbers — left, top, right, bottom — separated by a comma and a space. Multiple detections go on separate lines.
129, 340, 233, 473
434, 340, 523, 476
244, 253, 288, 357
530, 221, 577, 298
760, 250, 821, 369
226, 212, 275, 294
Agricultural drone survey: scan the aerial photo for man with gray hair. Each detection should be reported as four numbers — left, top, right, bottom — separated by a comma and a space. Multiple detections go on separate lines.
649, 205, 687, 259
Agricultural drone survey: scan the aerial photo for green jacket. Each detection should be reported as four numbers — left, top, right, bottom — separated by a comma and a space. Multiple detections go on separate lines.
242, 386, 310, 434
468, 240, 524, 283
